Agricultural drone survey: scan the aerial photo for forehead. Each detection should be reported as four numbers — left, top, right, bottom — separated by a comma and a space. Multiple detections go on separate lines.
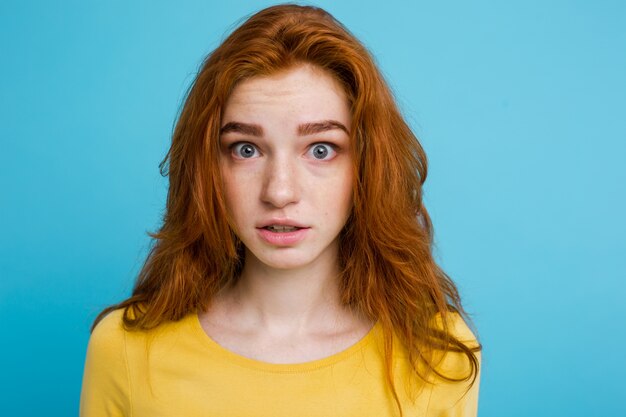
222, 64, 351, 124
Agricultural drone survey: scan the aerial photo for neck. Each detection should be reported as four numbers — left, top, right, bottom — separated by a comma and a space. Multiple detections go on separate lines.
219, 249, 353, 336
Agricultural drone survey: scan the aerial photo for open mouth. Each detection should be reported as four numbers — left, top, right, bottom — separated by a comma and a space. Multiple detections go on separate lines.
263, 225, 305, 232
257, 224, 310, 245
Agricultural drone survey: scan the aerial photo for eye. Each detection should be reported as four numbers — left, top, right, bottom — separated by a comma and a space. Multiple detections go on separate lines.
231, 142, 259, 159
308, 143, 336, 160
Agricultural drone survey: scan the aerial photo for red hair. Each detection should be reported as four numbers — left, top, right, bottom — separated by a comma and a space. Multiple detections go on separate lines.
95, 4, 480, 415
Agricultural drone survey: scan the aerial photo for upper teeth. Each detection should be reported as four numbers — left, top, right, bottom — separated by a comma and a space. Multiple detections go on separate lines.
267, 225, 298, 232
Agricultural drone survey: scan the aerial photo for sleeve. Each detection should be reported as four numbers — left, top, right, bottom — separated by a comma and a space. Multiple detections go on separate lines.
79, 310, 132, 417
428, 313, 482, 417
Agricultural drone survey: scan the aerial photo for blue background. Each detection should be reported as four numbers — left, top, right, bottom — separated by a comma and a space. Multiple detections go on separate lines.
1, 1, 625, 415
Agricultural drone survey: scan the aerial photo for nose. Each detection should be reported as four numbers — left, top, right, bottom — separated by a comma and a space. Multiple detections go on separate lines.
260, 156, 300, 208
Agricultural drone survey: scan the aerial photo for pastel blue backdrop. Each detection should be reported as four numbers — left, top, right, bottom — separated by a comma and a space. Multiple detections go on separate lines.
1, 1, 624, 416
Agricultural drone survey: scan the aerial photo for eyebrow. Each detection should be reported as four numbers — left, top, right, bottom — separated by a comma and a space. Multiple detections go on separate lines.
299, 120, 350, 136
219, 120, 350, 137
219, 122, 263, 137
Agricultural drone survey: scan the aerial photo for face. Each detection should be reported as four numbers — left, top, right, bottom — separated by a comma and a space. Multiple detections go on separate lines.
219, 64, 353, 272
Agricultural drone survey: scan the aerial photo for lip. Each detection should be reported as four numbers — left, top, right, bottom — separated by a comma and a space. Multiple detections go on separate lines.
257, 227, 310, 246
256, 218, 309, 229
256, 219, 311, 246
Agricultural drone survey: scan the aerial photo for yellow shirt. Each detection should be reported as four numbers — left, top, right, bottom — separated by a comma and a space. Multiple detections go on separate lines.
80, 309, 480, 417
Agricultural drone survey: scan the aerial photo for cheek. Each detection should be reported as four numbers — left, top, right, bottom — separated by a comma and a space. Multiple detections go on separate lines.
322, 165, 354, 218
336, 176, 353, 206
220, 167, 248, 221
337, 162, 354, 201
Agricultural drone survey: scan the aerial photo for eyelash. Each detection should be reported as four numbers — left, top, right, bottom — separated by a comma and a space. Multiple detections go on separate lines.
231, 143, 260, 159
229, 142, 338, 161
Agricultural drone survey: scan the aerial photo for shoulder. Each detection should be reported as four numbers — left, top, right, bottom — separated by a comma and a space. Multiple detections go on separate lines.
431, 311, 480, 370
426, 311, 481, 415
431, 311, 480, 350
88, 309, 128, 357
83, 309, 130, 383
91, 308, 127, 337
80, 309, 131, 416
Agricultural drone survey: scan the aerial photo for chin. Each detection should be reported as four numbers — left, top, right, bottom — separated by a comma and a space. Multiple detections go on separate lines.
257, 253, 317, 270
244, 245, 324, 271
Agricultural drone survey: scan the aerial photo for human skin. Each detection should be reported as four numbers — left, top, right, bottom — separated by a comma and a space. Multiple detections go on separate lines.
218, 63, 353, 276
201, 63, 373, 354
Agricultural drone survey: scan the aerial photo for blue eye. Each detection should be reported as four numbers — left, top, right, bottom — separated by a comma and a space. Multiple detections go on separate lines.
309, 143, 336, 160
232, 143, 259, 159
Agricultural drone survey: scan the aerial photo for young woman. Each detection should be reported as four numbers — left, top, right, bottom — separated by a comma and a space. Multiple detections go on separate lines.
80, 5, 481, 417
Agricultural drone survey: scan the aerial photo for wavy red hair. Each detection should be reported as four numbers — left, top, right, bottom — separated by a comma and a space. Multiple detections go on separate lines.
94, 4, 480, 415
